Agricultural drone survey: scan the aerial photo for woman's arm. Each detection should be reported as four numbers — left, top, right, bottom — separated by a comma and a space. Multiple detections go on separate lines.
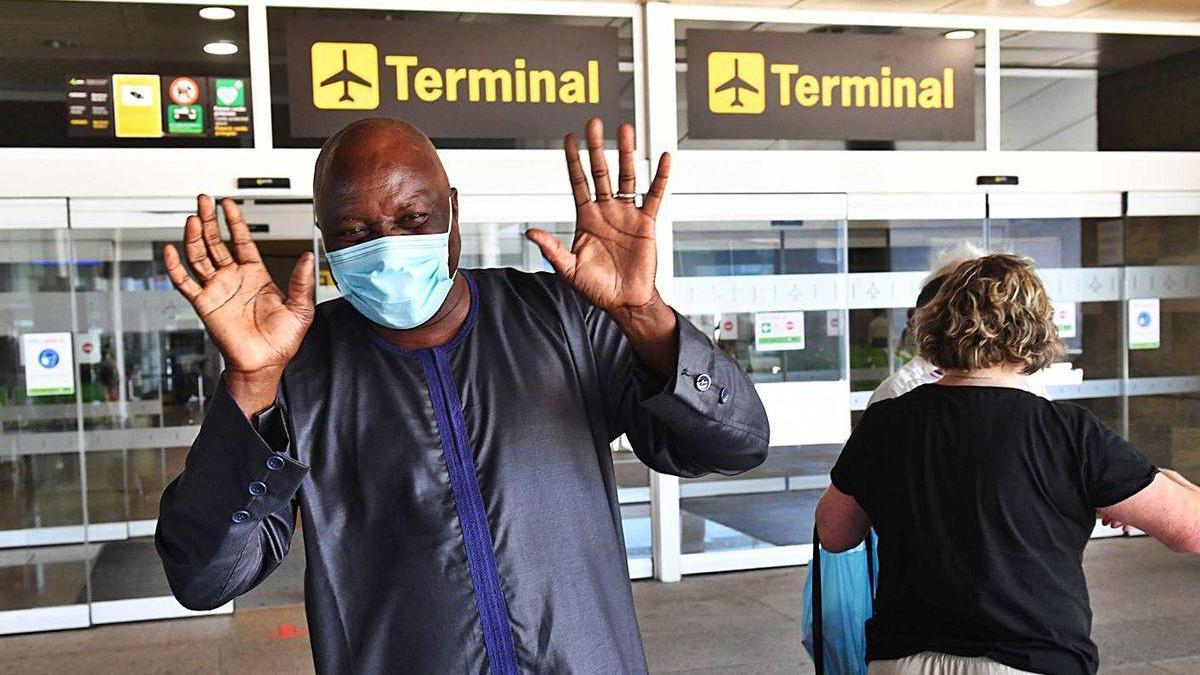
815, 484, 872, 553
1097, 471, 1200, 554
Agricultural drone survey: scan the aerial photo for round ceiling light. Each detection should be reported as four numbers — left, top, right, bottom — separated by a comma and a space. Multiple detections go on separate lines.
199, 7, 236, 21
1031, 0, 1073, 7
944, 30, 977, 40
203, 41, 238, 56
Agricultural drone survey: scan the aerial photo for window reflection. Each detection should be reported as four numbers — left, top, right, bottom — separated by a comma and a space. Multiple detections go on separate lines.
674, 219, 842, 277
848, 219, 984, 273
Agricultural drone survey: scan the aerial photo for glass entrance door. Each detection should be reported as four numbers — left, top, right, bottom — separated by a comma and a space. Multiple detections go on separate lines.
0, 219, 91, 633
69, 224, 229, 624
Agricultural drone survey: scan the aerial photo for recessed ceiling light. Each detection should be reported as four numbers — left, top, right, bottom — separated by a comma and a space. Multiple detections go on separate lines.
41, 38, 79, 49
203, 41, 238, 56
1031, 0, 1073, 7
944, 30, 977, 40
199, 6, 236, 21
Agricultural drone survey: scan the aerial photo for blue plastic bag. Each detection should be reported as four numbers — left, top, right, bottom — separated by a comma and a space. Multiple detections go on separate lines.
802, 529, 878, 675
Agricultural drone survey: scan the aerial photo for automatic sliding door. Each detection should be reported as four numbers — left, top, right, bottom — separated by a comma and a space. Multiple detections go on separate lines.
846, 194, 987, 409
0, 217, 91, 634
666, 195, 849, 573
987, 192, 1127, 436
64, 214, 232, 624
1123, 193, 1200, 486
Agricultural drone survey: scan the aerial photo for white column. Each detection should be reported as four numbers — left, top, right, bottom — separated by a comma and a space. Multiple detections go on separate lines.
645, 0, 682, 583
985, 27, 1001, 153
247, 1, 274, 149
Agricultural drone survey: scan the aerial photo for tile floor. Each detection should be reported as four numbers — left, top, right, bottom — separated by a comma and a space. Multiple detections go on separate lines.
3, 537, 1200, 674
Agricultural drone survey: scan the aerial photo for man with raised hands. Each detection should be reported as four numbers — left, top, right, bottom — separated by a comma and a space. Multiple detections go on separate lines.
155, 117, 768, 674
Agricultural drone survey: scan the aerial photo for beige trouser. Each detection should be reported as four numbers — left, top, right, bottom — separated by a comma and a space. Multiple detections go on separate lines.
868, 652, 1037, 675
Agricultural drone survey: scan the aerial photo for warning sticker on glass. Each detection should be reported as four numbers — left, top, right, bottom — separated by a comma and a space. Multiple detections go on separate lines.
755, 311, 805, 352
22, 332, 75, 397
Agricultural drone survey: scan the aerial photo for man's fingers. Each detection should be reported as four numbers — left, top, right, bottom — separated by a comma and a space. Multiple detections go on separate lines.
222, 198, 262, 264
641, 151, 672, 220
616, 123, 636, 197
285, 252, 316, 320
525, 228, 577, 279
183, 214, 217, 281
585, 117, 612, 200
197, 194, 234, 268
164, 244, 202, 303
563, 133, 591, 208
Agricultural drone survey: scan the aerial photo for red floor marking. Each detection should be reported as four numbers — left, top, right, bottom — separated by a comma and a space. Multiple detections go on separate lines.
271, 623, 308, 639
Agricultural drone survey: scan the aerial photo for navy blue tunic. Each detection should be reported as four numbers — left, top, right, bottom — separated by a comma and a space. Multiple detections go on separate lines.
156, 268, 769, 674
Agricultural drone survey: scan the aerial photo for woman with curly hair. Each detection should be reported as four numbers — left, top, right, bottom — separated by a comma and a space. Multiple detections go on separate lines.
816, 253, 1200, 675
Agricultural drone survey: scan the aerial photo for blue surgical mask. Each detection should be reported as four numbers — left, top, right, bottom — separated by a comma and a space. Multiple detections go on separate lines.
324, 196, 456, 330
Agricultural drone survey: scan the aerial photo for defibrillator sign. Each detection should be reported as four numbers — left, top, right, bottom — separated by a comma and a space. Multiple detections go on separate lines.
285, 18, 620, 139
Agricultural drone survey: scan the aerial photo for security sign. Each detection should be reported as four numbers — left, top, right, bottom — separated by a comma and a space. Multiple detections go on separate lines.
22, 332, 75, 397
1129, 298, 1161, 350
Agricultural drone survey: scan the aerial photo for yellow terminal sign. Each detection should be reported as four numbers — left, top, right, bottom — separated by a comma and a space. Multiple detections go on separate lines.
708, 54, 956, 115
768, 65, 956, 110
310, 42, 601, 108
287, 19, 620, 139
311, 42, 380, 110
383, 57, 601, 104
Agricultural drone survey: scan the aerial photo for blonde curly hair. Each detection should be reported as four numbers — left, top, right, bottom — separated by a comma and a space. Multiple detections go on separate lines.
912, 253, 1065, 374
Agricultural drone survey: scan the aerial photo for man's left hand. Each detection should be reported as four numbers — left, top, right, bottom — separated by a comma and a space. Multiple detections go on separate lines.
527, 118, 678, 376
527, 118, 670, 312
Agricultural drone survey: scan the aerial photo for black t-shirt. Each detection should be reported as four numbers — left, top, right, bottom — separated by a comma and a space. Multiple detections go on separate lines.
832, 384, 1157, 675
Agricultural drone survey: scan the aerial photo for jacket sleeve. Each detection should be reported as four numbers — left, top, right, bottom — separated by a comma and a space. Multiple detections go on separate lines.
155, 377, 308, 611
586, 304, 770, 478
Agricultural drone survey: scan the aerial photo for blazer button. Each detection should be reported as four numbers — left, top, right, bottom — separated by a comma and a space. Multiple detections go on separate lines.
266, 455, 285, 471
248, 481, 267, 496
719, 386, 731, 404
231, 510, 251, 524
694, 373, 712, 392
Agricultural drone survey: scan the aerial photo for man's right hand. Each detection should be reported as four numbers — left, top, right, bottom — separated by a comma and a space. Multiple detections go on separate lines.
165, 195, 315, 418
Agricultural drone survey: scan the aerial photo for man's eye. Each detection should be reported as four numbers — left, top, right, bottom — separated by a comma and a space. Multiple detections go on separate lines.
402, 213, 429, 223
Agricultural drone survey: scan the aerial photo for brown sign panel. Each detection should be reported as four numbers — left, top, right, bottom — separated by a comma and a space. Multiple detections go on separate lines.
685, 29, 976, 142
285, 18, 621, 140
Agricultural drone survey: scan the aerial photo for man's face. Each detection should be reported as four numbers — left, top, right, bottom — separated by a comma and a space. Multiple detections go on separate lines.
316, 138, 461, 275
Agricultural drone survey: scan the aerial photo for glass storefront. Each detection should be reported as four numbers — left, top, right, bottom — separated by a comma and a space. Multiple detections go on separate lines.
661, 192, 1200, 571
0, 204, 317, 630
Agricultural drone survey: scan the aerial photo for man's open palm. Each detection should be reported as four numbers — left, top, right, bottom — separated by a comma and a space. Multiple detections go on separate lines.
165, 195, 315, 376
526, 119, 670, 313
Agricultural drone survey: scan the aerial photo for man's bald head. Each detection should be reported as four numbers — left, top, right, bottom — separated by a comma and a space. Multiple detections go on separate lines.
313, 118, 460, 274
313, 118, 450, 225
313, 118, 459, 262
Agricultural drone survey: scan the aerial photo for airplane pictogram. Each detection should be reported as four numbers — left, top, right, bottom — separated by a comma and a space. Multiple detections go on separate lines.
320, 49, 372, 102
712, 58, 759, 108
706, 51, 765, 114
